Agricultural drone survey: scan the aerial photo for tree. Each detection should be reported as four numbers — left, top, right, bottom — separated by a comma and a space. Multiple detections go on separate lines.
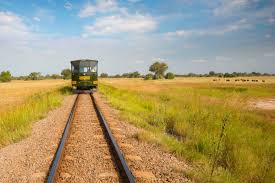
129, 71, 140, 78
61, 69, 71, 80
209, 71, 215, 76
0, 71, 12, 82
144, 73, 153, 80
51, 74, 61, 79
28, 72, 42, 80
149, 62, 168, 79
113, 74, 121, 78
100, 73, 109, 78
165, 72, 175, 79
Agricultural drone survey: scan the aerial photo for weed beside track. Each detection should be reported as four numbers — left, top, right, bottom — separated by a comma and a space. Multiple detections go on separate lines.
0, 86, 71, 147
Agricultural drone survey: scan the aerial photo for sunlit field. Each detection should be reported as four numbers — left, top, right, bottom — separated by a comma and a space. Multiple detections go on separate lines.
0, 80, 69, 113
0, 80, 70, 147
99, 77, 275, 183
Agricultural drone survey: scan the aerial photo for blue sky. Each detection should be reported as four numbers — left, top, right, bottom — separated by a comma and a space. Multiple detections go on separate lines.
0, 0, 275, 75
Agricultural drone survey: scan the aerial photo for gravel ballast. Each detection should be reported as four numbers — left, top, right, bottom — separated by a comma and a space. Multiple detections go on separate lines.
94, 92, 192, 183
56, 94, 120, 182
0, 95, 76, 183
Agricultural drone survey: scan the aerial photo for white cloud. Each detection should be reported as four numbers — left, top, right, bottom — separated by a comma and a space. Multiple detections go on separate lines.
78, 0, 117, 17
166, 19, 251, 38
0, 11, 31, 40
64, 2, 73, 10
213, 0, 257, 16
33, 17, 40, 22
265, 34, 271, 38
191, 59, 208, 63
84, 13, 156, 35
166, 30, 192, 37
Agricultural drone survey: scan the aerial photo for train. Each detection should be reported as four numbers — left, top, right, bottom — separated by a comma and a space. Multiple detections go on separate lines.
71, 59, 98, 91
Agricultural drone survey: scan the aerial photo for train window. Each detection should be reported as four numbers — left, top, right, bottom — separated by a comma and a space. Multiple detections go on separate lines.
71, 65, 79, 74
79, 62, 98, 73
91, 65, 97, 72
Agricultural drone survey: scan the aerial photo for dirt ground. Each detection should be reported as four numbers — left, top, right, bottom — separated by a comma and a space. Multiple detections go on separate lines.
250, 99, 275, 110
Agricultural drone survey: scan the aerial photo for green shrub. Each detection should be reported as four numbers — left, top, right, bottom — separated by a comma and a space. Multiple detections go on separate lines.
165, 72, 175, 79
144, 74, 153, 80
0, 71, 12, 82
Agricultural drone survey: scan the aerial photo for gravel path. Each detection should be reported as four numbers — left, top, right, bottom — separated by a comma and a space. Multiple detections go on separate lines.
56, 94, 120, 183
0, 95, 76, 183
94, 92, 192, 183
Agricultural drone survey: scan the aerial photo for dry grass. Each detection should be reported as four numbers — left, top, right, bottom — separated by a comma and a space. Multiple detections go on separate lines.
0, 80, 69, 113
100, 77, 275, 97
0, 80, 70, 147
99, 77, 275, 183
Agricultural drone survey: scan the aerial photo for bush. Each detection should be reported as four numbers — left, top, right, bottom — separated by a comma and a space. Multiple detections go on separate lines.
26, 72, 42, 80
144, 74, 153, 80
100, 73, 109, 78
51, 74, 62, 79
0, 71, 12, 82
61, 69, 71, 80
165, 72, 175, 79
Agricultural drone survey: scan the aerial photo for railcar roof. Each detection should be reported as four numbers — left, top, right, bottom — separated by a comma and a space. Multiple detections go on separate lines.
71, 59, 98, 64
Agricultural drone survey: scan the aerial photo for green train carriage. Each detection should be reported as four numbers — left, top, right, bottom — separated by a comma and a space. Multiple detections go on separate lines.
71, 59, 98, 91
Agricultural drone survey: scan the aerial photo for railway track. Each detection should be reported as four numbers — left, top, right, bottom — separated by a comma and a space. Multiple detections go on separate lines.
46, 93, 135, 183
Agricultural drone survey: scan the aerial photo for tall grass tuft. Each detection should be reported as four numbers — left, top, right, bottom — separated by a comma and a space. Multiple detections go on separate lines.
99, 83, 275, 183
0, 86, 71, 147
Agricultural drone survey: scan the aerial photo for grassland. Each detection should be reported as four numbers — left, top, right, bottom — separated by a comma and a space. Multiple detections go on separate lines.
0, 80, 69, 147
0, 80, 69, 113
99, 77, 275, 183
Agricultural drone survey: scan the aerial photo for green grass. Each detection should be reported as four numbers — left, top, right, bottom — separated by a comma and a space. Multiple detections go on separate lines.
99, 83, 275, 183
0, 86, 71, 147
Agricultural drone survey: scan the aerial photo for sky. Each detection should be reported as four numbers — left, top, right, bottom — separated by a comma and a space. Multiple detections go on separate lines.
0, 0, 275, 76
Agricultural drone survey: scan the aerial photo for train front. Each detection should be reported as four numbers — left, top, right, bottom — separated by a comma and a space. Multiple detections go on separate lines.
71, 59, 98, 91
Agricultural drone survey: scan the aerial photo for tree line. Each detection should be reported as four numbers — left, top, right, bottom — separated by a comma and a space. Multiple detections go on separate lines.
0, 69, 71, 83
1, 63, 274, 83
100, 62, 175, 80
177, 71, 275, 78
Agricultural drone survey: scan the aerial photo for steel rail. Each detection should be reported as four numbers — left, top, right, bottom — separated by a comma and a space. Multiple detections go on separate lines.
90, 93, 135, 183
46, 94, 79, 183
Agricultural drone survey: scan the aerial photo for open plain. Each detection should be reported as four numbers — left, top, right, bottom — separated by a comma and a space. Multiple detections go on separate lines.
0, 80, 68, 113
99, 77, 275, 182
0, 77, 275, 182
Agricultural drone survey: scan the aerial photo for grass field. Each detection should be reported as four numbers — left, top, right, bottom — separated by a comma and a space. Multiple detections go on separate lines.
0, 80, 69, 113
99, 77, 275, 183
0, 80, 69, 147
